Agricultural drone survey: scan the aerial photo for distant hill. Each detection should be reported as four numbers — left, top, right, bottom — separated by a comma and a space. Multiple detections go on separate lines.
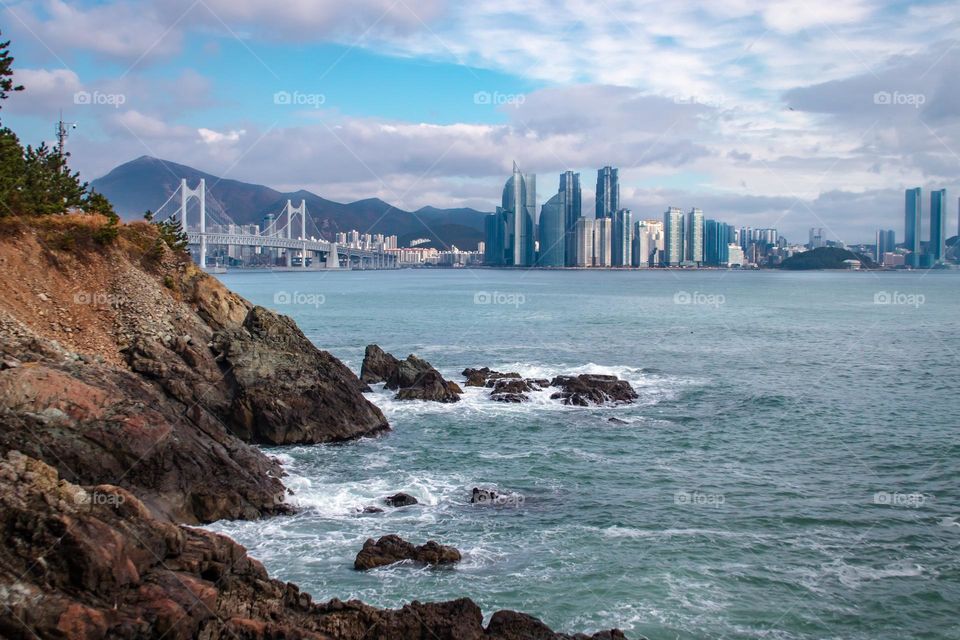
780, 247, 875, 270
91, 156, 489, 249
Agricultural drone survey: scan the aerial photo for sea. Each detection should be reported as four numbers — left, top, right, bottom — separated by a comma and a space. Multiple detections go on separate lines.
208, 268, 960, 640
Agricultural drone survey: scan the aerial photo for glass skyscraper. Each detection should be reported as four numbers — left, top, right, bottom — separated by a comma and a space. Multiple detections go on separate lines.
705, 219, 732, 266
484, 210, 507, 265
502, 161, 536, 267
685, 208, 704, 266
612, 208, 632, 267
595, 166, 619, 219
538, 193, 565, 267
663, 207, 684, 266
930, 189, 946, 262
560, 171, 582, 267
904, 187, 921, 266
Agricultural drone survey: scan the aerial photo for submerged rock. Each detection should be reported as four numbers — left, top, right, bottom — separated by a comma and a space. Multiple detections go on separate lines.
550, 374, 638, 406
354, 534, 462, 570
384, 492, 419, 507
471, 487, 499, 504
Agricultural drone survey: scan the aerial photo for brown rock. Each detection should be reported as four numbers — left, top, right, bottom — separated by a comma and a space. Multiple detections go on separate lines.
354, 535, 461, 570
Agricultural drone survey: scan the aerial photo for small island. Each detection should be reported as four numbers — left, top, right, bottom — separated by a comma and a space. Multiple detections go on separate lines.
779, 247, 874, 270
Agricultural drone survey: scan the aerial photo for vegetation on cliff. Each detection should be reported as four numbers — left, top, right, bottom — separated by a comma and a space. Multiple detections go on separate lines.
780, 246, 874, 270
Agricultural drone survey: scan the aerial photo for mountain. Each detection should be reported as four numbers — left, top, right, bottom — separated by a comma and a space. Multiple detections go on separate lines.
91, 156, 490, 250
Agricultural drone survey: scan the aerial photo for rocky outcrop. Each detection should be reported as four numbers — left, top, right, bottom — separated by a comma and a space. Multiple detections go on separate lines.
363, 345, 463, 402
549, 374, 638, 406
354, 535, 462, 570
384, 492, 419, 507
462, 367, 522, 387
0, 452, 626, 640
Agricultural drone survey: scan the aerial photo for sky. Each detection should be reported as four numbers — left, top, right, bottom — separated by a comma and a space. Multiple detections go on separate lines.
2, 0, 959, 243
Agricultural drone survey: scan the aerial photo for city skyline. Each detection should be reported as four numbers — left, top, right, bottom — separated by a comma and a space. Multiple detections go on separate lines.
2, 1, 958, 243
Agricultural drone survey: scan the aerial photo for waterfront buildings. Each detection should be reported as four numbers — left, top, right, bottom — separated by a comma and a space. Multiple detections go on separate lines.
560, 171, 582, 267
685, 207, 704, 266
875, 229, 896, 263
930, 189, 946, 263
705, 219, 733, 266
575, 217, 595, 266
612, 208, 633, 267
905, 187, 921, 267
632, 219, 663, 267
594, 217, 613, 267
484, 162, 536, 266
663, 207, 684, 266
595, 166, 619, 220
539, 193, 565, 267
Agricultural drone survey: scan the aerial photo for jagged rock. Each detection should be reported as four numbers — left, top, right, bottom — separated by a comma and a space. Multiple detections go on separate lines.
360, 344, 401, 384
550, 374, 638, 406
366, 347, 462, 402
462, 367, 521, 387
384, 492, 418, 507
0, 452, 627, 640
354, 535, 461, 570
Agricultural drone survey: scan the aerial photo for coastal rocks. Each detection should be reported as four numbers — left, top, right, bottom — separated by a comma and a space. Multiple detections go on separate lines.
0, 452, 626, 640
549, 374, 639, 406
471, 487, 499, 504
209, 307, 389, 444
384, 492, 419, 507
354, 535, 462, 570
462, 367, 521, 387
362, 344, 463, 402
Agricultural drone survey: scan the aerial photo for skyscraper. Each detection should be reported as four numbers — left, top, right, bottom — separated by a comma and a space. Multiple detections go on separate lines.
501, 161, 537, 267
595, 166, 619, 219
685, 208, 704, 266
875, 229, 896, 263
612, 208, 633, 267
538, 193, 565, 267
930, 189, 946, 262
594, 217, 613, 267
575, 217, 595, 267
484, 211, 507, 265
560, 171, 582, 267
705, 219, 732, 266
905, 187, 921, 266
663, 207, 684, 266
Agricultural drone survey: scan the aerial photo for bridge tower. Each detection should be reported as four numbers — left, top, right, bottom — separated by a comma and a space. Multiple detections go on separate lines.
181, 179, 206, 268
284, 199, 307, 268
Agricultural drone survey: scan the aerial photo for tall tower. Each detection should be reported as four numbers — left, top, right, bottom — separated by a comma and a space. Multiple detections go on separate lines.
905, 187, 921, 266
612, 208, 632, 266
560, 171, 582, 266
538, 193, 565, 267
686, 208, 704, 266
595, 166, 619, 219
501, 162, 536, 267
663, 207, 684, 266
930, 189, 946, 262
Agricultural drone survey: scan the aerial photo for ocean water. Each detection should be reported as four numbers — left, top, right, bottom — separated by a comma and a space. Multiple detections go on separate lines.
208, 268, 960, 640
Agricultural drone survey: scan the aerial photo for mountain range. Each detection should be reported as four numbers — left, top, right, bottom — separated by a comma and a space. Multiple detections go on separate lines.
91, 156, 489, 250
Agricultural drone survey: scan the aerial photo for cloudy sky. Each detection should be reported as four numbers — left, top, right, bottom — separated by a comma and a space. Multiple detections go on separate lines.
2, 0, 958, 242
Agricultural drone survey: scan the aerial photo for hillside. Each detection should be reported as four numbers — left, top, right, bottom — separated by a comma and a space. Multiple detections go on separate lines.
780, 246, 874, 270
91, 156, 489, 249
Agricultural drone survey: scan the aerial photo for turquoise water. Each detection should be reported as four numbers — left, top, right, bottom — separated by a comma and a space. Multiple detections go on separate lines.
209, 269, 960, 639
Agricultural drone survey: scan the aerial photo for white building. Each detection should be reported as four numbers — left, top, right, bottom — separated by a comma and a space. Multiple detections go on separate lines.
575, 218, 595, 267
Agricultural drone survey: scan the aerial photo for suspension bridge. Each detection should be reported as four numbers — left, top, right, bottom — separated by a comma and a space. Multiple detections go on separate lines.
152, 179, 397, 270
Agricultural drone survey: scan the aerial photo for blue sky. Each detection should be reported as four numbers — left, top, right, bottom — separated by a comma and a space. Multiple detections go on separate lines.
2, 0, 958, 242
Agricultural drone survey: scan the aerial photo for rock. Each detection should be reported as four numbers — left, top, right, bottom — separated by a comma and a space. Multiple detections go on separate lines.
462, 367, 521, 387
384, 492, 418, 507
491, 392, 527, 403
360, 343, 401, 384
608, 417, 629, 424
549, 374, 638, 406
0, 453, 628, 640
362, 506, 384, 514
354, 535, 461, 570
37, 292, 49, 302
471, 487, 499, 504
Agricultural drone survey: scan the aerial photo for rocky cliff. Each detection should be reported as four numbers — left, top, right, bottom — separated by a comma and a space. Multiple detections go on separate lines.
0, 216, 626, 639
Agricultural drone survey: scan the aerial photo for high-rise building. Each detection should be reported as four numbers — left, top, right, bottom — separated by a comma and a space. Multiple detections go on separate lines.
685, 208, 704, 266
905, 187, 921, 266
612, 208, 633, 266
484, 210, 508, 265
705, 219, 732, 266
632, 220, 663, 267
575, 217, 595, 267
538, 193, 565, 267
595, 166, 619, 219
560, 171, 582, 267
663, 207, 684, 266
875, 229, 896, 263
727, 243, 745, 267
497, 161, 537, 266
930, 189, 946, 262
594, 217, 613, 267
808, 228, 824, 250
